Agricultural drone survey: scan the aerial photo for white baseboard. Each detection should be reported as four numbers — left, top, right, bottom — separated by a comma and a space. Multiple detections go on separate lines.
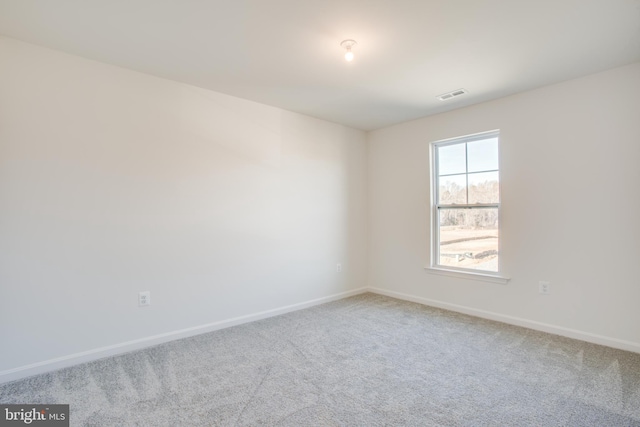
0, 287, 368, 385
367, 287, 640, 354
5, 286, 637, 385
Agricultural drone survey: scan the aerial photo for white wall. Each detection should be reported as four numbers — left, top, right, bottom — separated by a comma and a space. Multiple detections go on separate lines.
368, 62, 640, 350
0, 37, 367, 377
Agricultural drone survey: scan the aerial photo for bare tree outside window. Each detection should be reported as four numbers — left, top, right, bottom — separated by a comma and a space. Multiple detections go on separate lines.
432, 132, 500, 273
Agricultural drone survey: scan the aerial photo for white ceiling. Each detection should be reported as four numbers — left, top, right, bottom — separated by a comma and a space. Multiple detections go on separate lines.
0, 0, 639, 130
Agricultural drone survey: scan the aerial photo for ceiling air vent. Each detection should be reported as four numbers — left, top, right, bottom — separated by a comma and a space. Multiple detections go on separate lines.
436, 88, 468, 101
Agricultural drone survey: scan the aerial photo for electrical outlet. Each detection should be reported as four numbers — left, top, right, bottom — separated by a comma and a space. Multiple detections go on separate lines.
539, 281, 550, 295
139, 291, 151, 307
336, 263, 342, 273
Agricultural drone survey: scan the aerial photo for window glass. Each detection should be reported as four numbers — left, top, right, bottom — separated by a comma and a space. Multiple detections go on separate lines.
438, 208, 499, 272
438, 174, 466, 204
468, 171, 499, 204
467, 137, 499, 173
438, 143, 466, 175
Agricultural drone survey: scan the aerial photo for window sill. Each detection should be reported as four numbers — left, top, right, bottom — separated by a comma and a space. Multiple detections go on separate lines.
424, 266, 510, 285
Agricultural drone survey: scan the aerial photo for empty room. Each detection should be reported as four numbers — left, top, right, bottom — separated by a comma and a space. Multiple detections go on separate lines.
1, 1, 639, 425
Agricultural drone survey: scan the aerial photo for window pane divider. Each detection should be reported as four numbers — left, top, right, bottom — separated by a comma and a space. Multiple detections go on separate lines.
437, 203, 499, 209
439, 169, 498, 178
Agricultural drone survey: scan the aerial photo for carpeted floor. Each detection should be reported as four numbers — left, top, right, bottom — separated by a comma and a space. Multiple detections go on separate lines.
2, 293, 640, 426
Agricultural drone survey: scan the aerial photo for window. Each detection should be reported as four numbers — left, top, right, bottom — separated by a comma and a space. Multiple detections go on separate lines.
431, 130, 501, 275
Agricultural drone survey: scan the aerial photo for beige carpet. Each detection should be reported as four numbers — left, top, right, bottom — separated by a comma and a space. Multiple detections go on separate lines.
2, 293, 640, 426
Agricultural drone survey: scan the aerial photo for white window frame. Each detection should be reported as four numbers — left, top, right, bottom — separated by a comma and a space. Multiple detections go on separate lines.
426, 130, 509, 284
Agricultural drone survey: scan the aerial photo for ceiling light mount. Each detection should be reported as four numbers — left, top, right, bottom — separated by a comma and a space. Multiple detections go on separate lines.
340, 39, 357, 62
